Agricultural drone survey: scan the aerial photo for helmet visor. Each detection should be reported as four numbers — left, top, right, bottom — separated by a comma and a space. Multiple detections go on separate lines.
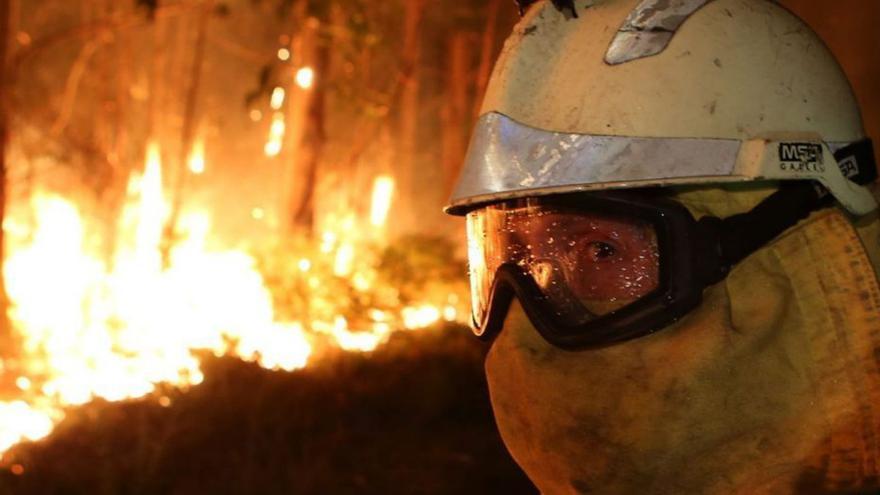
467, 198, 660, 328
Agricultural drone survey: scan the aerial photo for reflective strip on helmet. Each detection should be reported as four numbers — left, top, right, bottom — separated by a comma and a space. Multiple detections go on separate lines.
446, 112, 877, 216
605, 0, 715, 65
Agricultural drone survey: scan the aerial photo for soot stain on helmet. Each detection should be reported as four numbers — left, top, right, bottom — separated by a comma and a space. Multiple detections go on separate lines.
516, 0, 579, 18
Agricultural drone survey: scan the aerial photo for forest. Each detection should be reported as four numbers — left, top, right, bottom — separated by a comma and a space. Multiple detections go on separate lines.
0, 1, 530, 491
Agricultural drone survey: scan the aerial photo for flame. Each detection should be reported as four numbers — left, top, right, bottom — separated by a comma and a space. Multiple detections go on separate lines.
295, 67, 314, 90
370, 176, 395, 227
0, 145, 466, 456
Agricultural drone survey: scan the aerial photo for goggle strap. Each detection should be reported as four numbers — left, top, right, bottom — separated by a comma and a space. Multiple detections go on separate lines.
697, 182, 829, 284
696, 139, 876, 284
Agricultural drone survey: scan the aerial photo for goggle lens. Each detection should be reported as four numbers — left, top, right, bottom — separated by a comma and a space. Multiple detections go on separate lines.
467, 200, 660, 328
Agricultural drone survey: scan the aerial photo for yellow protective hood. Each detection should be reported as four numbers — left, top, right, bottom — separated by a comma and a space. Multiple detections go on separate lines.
486, 187, 880, 494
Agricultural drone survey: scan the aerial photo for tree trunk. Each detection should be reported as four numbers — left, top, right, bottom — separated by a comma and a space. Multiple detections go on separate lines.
442, 32, 470, 195
395, 0, 425, 235
474, 0, 502, 117
103, 0, 135, 265
162, 0, 210, 266
290, 18, 327, 232
0, 0, 13, 351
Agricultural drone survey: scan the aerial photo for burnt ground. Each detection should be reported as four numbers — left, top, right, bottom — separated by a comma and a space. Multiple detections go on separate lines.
0, 325, 535, 495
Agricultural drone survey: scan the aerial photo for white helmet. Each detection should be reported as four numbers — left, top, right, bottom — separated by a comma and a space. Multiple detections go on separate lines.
446, 0, 876, 216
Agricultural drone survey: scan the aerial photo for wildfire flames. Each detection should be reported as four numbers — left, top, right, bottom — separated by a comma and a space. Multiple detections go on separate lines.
0, 143, 464, 454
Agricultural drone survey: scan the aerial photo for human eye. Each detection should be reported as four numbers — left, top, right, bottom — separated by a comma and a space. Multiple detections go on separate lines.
583, 240, 619, 262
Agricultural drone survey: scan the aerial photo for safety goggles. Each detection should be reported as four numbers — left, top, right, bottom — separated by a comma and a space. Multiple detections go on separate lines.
466, 177, 875, 349
468, 189, 716, 348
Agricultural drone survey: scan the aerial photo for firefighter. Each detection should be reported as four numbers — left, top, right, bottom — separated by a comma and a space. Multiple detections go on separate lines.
445, 0, 880, 493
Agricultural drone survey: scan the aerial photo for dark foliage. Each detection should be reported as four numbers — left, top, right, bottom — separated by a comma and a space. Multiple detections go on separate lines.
0, 326, 535, 495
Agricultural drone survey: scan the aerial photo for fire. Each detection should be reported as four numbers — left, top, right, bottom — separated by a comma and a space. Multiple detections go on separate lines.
0, 143, 466, 456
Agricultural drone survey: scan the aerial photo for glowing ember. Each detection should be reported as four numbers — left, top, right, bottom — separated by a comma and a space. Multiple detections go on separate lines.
264, 112, 286, 157
15, 32, 31, 46
333, 243, 355, 277
270, 87, 286, 110
15, 377, 31, 391
0, 142, 466, 456
188, 138, 206, 175
295, 67, 315, 90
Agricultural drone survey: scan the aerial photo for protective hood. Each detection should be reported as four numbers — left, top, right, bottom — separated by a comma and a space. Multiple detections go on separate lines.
486, 186, 880, 494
